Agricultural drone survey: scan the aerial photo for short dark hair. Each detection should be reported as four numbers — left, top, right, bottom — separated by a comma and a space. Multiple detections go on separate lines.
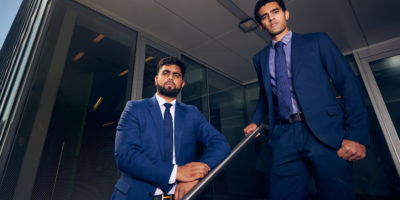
156, 57, 186, 78
254, 0, 287, 24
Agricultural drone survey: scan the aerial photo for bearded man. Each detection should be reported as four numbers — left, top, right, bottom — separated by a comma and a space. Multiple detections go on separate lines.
111, 57, 230, 200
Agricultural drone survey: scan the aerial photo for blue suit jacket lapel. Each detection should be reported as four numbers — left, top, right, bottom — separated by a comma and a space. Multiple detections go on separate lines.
174, 102, 186, 164
261, 44, 272, 95
260, 44, 276, 123
291, 33, 304, 81
149, 96, 165, 157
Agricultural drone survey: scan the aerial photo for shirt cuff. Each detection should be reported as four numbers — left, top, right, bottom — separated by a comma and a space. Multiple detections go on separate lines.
168, 165, 177, 184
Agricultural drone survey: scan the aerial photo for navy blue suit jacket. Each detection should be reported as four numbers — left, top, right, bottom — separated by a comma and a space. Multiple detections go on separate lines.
251, 32, 369, 149
111, 95, 230, 200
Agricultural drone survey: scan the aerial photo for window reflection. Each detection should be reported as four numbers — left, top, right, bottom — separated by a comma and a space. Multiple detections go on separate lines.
142, 45, 170, 99
0, 1, 137, 199
181, 56, 209, 119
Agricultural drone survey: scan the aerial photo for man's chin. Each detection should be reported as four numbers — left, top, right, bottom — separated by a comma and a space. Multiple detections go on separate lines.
158, 88, 181, 98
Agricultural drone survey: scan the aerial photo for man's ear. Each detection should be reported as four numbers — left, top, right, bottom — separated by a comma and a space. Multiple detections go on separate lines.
154, 75, 158, 85
285, 10, 290, 21
182, 80, 185, 88
258, 24, 264, 30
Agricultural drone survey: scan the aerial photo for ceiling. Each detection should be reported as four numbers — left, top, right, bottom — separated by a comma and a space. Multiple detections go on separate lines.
75, 0, 400, 84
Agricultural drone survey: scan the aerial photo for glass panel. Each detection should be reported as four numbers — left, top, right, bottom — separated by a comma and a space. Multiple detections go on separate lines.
0, 1, 137, 199
207, 70, 260, 199
346, 55, 399, 199
0, 0, 23, 49
369, 55, 400, 137
244, 82, 260, 122
141, 45, 170, 99
181, 56, 209, 119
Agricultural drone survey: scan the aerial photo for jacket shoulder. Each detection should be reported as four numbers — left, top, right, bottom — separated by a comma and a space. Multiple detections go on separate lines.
253, 44, 270, 61
124, 98, 154, 110
176, 101, 198, 113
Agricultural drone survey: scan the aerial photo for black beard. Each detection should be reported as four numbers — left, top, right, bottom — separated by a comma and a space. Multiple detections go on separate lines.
156, 84, 181, 98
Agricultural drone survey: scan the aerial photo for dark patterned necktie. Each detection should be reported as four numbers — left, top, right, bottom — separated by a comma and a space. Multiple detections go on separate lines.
274, 41, 293, 119
163, 103, 173, 163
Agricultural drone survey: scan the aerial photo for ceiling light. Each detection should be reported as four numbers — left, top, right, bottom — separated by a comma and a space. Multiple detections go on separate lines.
118, 69, 129, 77
239, 18, 258, 33
145, 56, 154, 62
93, 34, 105, 43
72, 51, 85, 61
92, 97, 103, 111
101, 122, 115, 127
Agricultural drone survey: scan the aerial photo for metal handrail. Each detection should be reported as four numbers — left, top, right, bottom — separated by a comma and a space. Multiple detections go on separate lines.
182, 124, 268, 200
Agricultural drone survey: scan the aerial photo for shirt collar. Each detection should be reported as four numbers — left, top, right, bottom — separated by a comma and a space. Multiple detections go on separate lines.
155, 93, 176, 108
271, 30, 292, 46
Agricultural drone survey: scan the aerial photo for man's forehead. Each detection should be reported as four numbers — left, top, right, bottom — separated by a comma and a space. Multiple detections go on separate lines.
259, 2, 281, 14
160, 64, 182, 73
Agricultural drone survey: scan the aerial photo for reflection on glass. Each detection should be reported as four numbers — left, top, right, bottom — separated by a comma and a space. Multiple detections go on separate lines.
141, 45, 170, 99
31, 24, 134, 200
0, 1, 137, 199
181, 56, 209, 119
348, 55, 399, 199
369, 55, 400, 137
207, 70, 267, 199
244, 82, 260, 121
0, 0, 23, 49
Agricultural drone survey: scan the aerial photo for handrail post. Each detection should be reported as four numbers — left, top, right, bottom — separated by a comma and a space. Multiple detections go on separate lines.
181, 124, 267, 200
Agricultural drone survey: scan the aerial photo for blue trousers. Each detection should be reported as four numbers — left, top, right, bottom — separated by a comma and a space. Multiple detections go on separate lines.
268, 122, 354, 200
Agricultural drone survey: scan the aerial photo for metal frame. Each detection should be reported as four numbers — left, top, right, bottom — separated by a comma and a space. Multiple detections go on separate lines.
0, 0, 53, 183
353, 37, 400, 175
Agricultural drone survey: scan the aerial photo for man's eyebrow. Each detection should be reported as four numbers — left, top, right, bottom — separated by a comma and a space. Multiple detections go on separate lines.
270, 8, 280, 12
173, 72, 182, 75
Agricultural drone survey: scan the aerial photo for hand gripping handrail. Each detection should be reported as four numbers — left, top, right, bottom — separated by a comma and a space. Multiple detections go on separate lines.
181, 124, 267, 200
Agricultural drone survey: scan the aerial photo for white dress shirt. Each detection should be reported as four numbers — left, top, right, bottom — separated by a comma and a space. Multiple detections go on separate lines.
154, 94, 178, 195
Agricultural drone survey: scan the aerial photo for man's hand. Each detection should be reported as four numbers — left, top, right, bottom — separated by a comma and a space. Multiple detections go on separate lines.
174, 180, 198, 200
176, 162, 210, 182
243, 123, 260, 137
337, 139, 366, 161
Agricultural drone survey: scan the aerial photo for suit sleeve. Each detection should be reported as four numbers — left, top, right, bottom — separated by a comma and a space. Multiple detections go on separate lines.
250, 54, 268, 126
194, 108, 231, 169
114, 101, 174, 192
318, 33, 369, 146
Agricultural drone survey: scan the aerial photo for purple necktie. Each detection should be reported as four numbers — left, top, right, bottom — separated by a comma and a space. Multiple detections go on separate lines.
274, 41, 293, 119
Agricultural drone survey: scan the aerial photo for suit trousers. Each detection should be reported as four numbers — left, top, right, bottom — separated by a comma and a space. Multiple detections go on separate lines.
268, 122, 355, 200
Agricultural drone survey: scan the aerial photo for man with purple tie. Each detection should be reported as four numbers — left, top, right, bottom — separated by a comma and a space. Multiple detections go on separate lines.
243, 0, 369, 199
112, 57, 230, 200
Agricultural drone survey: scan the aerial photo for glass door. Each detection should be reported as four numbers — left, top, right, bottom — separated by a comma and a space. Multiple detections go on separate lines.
352, 38, 400, 200
368, 55, 400, 136
354, 39, 400, 176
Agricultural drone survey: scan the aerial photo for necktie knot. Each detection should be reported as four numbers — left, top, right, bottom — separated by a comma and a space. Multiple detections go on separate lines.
164, 103, 172, 111
274, 41, 284, 49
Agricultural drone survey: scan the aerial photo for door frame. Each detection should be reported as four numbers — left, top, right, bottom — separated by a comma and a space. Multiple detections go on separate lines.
353, 37, 400, 175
